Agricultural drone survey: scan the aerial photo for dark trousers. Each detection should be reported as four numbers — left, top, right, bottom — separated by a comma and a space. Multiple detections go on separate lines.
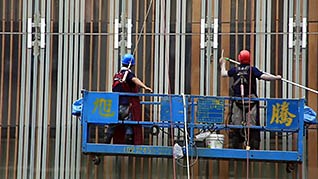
230, 101, 260, 149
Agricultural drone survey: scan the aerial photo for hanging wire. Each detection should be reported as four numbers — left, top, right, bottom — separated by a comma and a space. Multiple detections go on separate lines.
181, 93, 191, 179
163, 0, 177, 177
132, 0, 154, 56
246, 63, 253, 179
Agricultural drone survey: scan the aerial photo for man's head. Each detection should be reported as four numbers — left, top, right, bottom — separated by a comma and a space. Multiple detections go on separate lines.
238, 50, 250, 64
122, 54, 135, 67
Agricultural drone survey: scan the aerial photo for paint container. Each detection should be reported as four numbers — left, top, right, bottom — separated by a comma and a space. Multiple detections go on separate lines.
206, 134, 224, 149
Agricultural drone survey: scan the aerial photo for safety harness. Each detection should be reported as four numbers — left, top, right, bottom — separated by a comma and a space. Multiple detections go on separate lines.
112, 68, 132, 93
230, 65, 257, 146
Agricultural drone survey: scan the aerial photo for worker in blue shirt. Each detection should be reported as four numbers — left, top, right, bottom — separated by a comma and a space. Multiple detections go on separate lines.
219, 50, 281, 149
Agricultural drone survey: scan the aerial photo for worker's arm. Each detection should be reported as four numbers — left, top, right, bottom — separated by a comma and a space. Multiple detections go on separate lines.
219, 58, 228, 77
132, 77, 153, 92
260, 73, 281, 81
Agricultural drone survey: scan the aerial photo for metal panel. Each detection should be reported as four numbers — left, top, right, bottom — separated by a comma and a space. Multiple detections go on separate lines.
65, 0, 75, 177
175, 0, 181, 94
206, 0, 212, 95
108, 0, 114, 91
282, 0, 288, 152
22, 0, 34, 178
70, 0, 79, 178
159, 0, 165, 95
0, 0, 6, 176
127, 0, 132, 51
265, 0, 271, 150
180, 0, 187, 94
4, 0, 15, 178
35, 0, 46, 178
213, 0, 219, 96
160, 96, 187, 122
54, 0, 64, 178
41, 0, 52, 178
114, 0, 119, 72
200, 0, 206, 95
288, 0, 294, 151
165, 0, 171, 94
77, 0, 86, 178
302, 1, 308, 178
59, 0, 70, 177
13, 1, 24, 179
153, 0, 160, 145
17, 0, 28, 177
295, 0, 301, 99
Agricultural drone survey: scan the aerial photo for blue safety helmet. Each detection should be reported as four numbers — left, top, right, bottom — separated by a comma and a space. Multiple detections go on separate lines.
121, 54, 135, 65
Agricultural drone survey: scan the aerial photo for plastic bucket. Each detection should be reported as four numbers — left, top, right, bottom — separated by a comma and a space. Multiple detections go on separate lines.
206, 134, 224, 149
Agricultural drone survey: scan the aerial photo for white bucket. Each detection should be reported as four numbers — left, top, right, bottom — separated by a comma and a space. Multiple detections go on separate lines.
206, 134, 224, 149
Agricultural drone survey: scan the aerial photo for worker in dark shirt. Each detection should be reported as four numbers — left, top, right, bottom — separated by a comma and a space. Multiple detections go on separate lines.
220, 50, 281, 149
105, 54, 152, 144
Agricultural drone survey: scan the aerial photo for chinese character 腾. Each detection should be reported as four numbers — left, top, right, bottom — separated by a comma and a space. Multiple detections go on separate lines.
270, 101, 296, 127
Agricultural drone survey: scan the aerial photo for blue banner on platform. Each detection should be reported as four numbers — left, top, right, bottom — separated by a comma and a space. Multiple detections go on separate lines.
196, 98, 224, 123
160, 96, 187, 122
82, 92, 119, 124
266, 100, 299, 130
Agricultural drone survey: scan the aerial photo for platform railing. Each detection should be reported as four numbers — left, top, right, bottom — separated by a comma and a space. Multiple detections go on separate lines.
78, 90, 305, 162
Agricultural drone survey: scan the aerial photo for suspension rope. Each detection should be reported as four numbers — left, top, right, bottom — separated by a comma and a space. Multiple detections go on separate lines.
130, 1, 178, 178
132, 0, 154, 56
182, 93, 191, 179
165, 4, 177, 179
246, 64, 253, 179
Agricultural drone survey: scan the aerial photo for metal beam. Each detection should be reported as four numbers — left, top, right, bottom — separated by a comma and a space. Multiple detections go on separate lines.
206, 0, 212, 95
153, 0, 160, 146
295, 0, 301, 99
35, 0, 47, 178
200, 0, 206, 95
175, 0, 181, 94
54, 0, 64, 178
76, 0, 86, 178
41, 0, 51, 177
23, 0, 33, 178
213, 0, 219, 96
70, 0, 80, 177
17, 0, 28, 177
301, 1, 308, 178
265, 0, 271, 150
288, 0, 294, 151
59, 0, 70, 177
180, 0, 187, 94
165, 0, 171, 94
108, 0, 114, 91
65, 0, 75, 177
159, 0, 165, 95
84, 144, 302, 162
282, 0, 288, 152
114, 0, 120, 72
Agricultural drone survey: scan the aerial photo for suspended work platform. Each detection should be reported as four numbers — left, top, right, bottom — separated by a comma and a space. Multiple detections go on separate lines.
75, 90, 305, 162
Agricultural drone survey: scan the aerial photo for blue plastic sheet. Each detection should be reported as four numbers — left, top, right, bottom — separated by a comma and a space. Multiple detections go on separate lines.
304, 106, 317, 124
72, 98, 83, 116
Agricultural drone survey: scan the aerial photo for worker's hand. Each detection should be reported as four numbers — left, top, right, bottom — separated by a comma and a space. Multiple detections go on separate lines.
144, 86, 153, 93
219, 57, 226, 65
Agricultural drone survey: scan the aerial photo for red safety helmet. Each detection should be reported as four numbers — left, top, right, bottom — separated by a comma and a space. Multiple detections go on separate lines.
238, 50, 251, 64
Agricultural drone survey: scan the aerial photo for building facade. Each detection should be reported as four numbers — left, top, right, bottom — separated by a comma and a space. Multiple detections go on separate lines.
0, 0, 317, 178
